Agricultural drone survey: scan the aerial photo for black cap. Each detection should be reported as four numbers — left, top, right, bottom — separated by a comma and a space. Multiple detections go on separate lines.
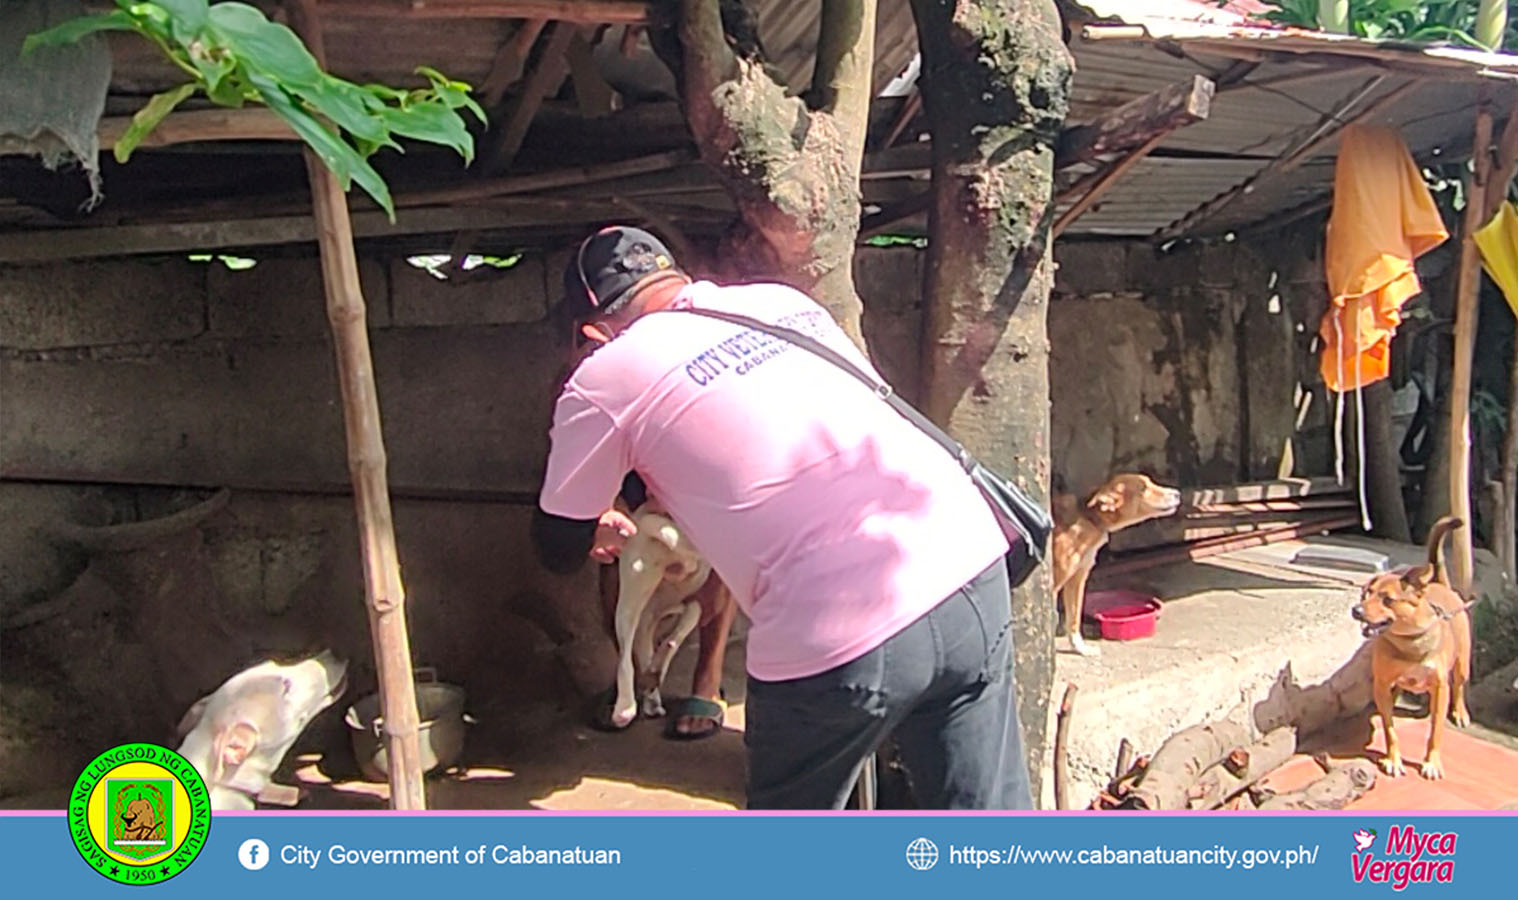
559, 225, 679, 325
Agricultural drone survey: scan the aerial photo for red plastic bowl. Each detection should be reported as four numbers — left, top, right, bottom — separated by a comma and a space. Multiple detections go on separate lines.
1081, 590, 1162, 641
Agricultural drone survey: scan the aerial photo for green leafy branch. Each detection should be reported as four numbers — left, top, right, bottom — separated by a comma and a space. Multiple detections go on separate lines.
1244, 1, 1516, 51
24, 0, 487, 220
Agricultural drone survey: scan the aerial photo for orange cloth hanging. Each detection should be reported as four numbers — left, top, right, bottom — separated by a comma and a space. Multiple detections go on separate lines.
1318, 124, 1449, 393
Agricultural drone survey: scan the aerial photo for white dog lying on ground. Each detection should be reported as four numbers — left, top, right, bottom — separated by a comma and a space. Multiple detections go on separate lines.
175, 651, 348, 810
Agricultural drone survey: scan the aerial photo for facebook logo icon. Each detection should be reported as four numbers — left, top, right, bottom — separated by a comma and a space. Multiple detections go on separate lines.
238, 838, 271, 871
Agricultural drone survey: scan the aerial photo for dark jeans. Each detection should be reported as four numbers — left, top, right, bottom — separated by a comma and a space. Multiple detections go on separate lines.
743, 560, 1031, 810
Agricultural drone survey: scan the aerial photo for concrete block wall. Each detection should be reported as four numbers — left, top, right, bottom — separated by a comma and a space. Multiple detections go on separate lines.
0, 239, 1304, 799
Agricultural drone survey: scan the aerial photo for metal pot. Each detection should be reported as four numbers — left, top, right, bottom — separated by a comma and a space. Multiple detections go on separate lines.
344, 668, 470, 782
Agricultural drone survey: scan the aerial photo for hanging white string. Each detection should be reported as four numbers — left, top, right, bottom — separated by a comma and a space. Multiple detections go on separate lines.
1333, 313, 1347, 486
1354, 342, 1372, 531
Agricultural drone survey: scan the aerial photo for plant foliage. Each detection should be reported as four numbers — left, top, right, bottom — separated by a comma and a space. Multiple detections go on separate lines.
1249, 1, 1518, 50
24, 0, 486, 220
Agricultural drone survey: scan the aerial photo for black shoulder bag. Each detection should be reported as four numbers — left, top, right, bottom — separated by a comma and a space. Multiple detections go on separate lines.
669, 307, 1053, 588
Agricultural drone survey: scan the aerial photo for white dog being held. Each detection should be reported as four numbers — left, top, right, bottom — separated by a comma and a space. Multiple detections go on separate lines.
608, 504, 712, 729
175, 651, 348, 810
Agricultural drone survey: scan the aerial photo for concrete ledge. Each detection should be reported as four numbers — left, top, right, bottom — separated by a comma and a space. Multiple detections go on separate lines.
1040, 536, 1505, 810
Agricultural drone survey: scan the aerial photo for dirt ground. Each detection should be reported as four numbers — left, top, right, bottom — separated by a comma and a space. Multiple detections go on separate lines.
4, 620, 1515, 813
1, 621, 754, 811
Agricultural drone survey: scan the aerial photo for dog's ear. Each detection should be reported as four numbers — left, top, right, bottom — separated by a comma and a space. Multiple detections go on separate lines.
175, 695, 212, 741
1400, 565, 1434, 591
211, 722, 260, 783
1088, 484, 1126, 515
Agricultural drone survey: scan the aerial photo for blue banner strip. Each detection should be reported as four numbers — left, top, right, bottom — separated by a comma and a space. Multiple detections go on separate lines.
5, 811, 1511, 897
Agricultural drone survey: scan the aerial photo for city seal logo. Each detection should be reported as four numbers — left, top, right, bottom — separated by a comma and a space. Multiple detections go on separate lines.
69, 743, 211, 885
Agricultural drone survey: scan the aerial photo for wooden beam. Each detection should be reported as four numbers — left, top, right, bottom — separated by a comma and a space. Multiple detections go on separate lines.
1450, 93, 1495, 595
0, 197, 653, 263
479, 18, 547, 108
480, 19, 575, 174
1154, 77, 1419, 241
1055, 75, 1214, 170
1054, 132, 1167, 236
859, 192, 929, 238
877, 90, 923, 151
1483, 103, 1518, 223
566, 29, 619, 115
403, 148, 693, 206
329, 0, 650, 24
287, 0, 427, 813
98, 107, 293, 147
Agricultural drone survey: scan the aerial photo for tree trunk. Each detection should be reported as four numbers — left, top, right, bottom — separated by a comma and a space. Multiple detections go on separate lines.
661, 0, 874, 348
908, 0, 1073, 803
1501, 328, 1518, 581
1417, 338, 1455, 540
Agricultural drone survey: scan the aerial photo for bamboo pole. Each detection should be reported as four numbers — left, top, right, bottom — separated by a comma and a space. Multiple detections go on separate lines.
287, 0, 427, 810
1449, 92, 1494, 597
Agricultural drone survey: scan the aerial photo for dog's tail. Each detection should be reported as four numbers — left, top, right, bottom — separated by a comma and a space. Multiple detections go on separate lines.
1424, 516, 1463, 587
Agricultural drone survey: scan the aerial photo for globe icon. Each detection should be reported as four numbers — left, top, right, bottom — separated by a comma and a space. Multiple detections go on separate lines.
905, 837, 938, 871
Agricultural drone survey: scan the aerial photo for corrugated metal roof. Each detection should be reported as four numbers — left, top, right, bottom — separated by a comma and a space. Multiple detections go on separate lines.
53, 0, 1518, 243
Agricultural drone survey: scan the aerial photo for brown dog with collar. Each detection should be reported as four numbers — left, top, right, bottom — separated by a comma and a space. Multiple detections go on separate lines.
1351, 515, 1473, 780
1051, 473, 1182, 656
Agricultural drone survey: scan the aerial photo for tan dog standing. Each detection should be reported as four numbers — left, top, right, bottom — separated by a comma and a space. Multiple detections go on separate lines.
1051, 473, 1181, 656
1351, 516, 1473, 780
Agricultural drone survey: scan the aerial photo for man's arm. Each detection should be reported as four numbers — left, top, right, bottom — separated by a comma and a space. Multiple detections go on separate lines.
531, 473, 647, 574
530, 509, 597, 574
532, 388, 635, 573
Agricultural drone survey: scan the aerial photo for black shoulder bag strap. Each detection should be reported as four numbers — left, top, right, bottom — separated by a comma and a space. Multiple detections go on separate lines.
663, 306, 1052, 587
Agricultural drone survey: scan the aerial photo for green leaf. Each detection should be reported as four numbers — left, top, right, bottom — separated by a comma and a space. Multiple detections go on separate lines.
125, 3, 172, 29
288, 78, 394, 146
155, 0, 209, 29
206, 2, 322, 86
21, 10, 137, 54
190, 49, 237, 98
250, 72, 396, 220
115, 83, 197, 163
380, 103, 475, 164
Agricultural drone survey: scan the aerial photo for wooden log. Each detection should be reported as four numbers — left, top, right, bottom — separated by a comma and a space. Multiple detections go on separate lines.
1256, 758, 1377, 810
1097, 515, 1360, 577
1123, 721, 1251, 810
1113, 737, 1134, 787
98, 108, 292, 147
1108, 509, 1358, 554
1501, 326, 1518, 583
288, 0, 427, 812
1449, 92, 1494, 596
1054, 683, 1078, 811
480, 19, 576, 174
1055, 75, 1214, 170
1184, 478, 1350, 505
479, 18, 548, 107
1189, 727, 1298, 810
332, 1, 651, 23
0, 200, 660, 263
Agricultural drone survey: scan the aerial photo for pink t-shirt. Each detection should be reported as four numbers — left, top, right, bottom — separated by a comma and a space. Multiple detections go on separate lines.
539, 280, 1008, 681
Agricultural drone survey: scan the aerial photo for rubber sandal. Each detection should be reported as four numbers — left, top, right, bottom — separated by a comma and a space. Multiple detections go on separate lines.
663, 693, 726, 741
